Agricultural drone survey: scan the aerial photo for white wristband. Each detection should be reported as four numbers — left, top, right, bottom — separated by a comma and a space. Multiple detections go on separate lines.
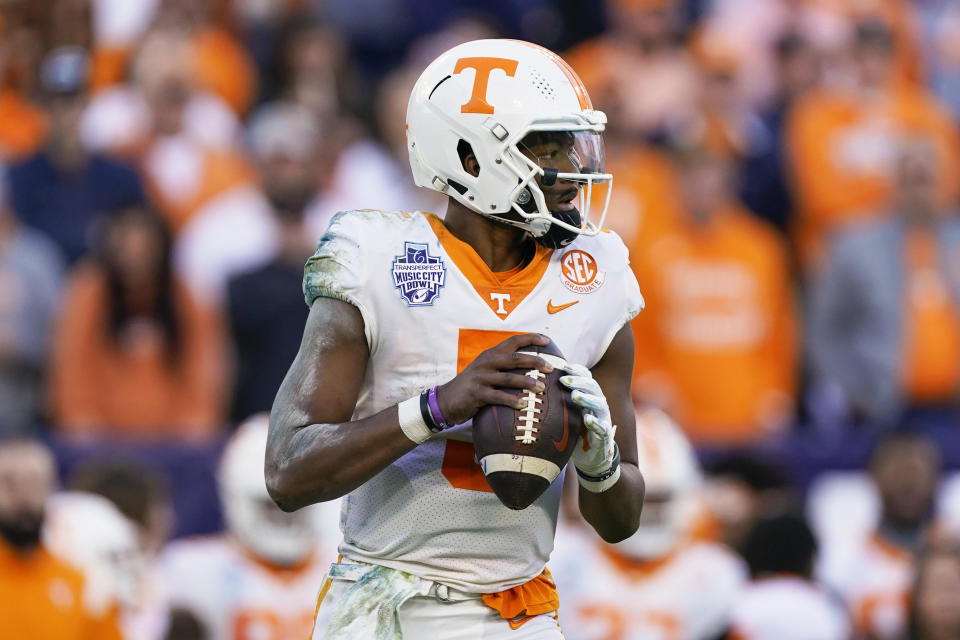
577, 464, 621, 493
398, 396, 431, 444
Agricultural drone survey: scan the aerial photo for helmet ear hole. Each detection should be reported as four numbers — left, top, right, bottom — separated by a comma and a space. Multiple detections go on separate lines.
457, 139, 480, 176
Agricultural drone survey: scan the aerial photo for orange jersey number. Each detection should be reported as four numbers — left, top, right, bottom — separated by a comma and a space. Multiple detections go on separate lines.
233, 608, 314, 640
439, 329, 524, 491
578, 604, 683, 640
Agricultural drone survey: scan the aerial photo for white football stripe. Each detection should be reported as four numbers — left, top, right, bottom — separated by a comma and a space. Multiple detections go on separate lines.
479, 454, 562, 483
516, 352, 568, 371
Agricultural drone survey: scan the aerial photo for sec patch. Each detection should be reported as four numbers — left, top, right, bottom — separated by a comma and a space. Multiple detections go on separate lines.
560, 249, 605, 294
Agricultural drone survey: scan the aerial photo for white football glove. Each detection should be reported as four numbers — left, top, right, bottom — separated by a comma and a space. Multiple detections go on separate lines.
559, 363, 618, 478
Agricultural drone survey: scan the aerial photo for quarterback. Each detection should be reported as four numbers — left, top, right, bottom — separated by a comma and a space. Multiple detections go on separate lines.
267, 38, 645, 639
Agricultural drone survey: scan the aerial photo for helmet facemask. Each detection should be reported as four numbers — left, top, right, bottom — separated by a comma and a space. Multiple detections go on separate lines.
496, 123, 612, 248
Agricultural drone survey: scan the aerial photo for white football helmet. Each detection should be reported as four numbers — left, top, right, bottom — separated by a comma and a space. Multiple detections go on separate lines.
407, 38, 612, 248
219, 414, 322, 566
613, 409, 702, 560
44, 492, 144, 612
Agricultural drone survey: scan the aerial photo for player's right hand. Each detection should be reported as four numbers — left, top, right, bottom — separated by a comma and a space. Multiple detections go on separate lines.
436, 334, 555, 426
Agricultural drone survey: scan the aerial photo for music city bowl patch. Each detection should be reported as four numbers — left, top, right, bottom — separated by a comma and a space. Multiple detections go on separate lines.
392, 242, 446, 306
560, 249, 605, 294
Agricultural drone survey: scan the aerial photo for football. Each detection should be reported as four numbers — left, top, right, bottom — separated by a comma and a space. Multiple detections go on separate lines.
473, 338, 582, 510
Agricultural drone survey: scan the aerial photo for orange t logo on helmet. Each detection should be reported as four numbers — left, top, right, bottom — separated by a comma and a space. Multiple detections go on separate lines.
453, 57, 519, 114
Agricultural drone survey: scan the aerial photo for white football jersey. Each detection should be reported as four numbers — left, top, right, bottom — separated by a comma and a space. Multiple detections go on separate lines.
158, 536, 334, 640
551, 524, 746, 640
303, 209, 643, 593
817, 531, 912, 639
729, 577, 851, 640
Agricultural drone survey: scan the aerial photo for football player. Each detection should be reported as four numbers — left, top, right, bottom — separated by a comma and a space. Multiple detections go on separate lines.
817, 431, 941, 640
266, 38, 645, 638
160, 415, 336, 640
552, 409, 746, 640
730, 513, 851, 640
44, 491, 165, 640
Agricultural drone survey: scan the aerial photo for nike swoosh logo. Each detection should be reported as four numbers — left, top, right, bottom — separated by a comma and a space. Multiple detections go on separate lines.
547, 299, 579, 314
553, 401, 569, 452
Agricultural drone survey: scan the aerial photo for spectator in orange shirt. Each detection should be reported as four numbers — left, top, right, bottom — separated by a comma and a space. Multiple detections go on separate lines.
0, 14, 46, 161
808, 137, 960, 426
631, 146, 798, 445
152, 0, 259, 116
786, 19, 960, 268
81, 29, 253, 234
570, 42, 682, 252
0, 86, 46, 162
0, 437, 123, 640
88, 0, 258, 116
800, 0, 923, 85
50, 205, 227, 440
565, 0, 698, 142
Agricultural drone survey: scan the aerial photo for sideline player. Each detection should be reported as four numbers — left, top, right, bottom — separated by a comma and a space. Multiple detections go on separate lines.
44, 492, 163, 640
160, 415, 335, 640
552, 409, 746, 640
267, 39, 646, 638
730, 514, 851, 640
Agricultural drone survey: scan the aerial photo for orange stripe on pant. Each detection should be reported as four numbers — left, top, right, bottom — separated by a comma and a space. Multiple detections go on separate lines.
309, 555, 341, 639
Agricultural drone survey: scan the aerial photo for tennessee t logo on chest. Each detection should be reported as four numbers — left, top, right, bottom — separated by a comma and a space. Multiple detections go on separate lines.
489, 292, 512, 316
478, 288, 523, 318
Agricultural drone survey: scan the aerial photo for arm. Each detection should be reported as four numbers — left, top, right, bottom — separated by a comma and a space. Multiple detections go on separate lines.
266, 297, 553, 511
575, 324, 645, 542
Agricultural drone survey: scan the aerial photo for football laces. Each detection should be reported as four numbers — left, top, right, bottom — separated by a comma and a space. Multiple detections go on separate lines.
517, 369, 544, 444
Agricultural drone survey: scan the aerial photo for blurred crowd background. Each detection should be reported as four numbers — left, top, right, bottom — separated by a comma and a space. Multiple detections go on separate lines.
2, 0, 960, 639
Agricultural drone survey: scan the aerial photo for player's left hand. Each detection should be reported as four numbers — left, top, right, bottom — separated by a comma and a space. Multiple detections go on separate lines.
559, 363, 617, 476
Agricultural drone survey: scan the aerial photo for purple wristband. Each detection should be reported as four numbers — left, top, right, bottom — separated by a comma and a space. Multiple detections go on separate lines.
427, 386, 452, 430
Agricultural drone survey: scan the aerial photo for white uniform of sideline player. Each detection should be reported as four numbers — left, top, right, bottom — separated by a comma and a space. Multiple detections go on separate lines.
266, 38, 646, 639
160, 416, 337, 640
729, 514, 851, 640
553, 410, 746, 640
45, 492, 165, 640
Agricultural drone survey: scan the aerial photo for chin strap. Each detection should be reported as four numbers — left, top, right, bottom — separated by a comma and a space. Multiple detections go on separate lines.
482, 205, 583, 245
534, 209, 581, 249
